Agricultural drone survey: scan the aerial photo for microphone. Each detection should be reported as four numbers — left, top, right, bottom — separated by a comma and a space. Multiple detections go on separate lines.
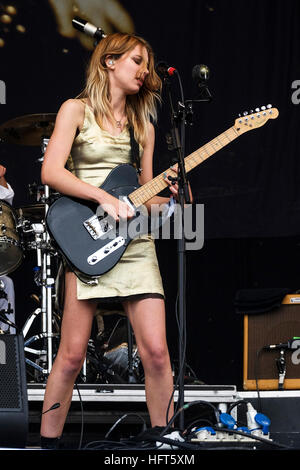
155, 61, 177, 78
0, 313, 17, 330
72, 16, 106, 42
42, 403, 61, 415
191, 64, 212, 102
264, 337, 300, 351
192, 64, 210, 84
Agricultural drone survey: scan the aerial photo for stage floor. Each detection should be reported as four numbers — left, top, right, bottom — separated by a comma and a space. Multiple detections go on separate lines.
28, 382, 238, 403
23, 383, 300, 451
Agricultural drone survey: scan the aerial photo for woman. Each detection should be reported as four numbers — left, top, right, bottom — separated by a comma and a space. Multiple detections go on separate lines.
40, 33, 182, 448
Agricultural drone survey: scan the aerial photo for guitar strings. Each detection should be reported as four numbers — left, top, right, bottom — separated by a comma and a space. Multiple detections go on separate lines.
129, 126, 238, 206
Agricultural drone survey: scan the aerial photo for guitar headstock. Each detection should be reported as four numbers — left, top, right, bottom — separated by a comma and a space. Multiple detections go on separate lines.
234, 105, 279, 134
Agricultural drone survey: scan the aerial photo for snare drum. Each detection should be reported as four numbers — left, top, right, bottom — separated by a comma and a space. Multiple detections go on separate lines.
0, 200, 23, 275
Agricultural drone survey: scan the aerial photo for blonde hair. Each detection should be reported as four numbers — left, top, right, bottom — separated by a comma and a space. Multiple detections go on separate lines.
78, 33, 162, 148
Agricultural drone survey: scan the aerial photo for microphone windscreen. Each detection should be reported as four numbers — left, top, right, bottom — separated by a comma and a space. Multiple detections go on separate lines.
192, 64, 210, 82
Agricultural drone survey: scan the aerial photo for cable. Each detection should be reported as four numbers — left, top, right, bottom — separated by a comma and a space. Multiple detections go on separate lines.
105, 317, 125, 346
228, 399, 249, 414
74, 382, 84, 450
164, 293, 187, 428
84, 439, 133, 450
254, 347, 265, 412
209, 426, 294, 450
183, 418, 215, 436
104, 412, 147, 440
163, 400, 220, 436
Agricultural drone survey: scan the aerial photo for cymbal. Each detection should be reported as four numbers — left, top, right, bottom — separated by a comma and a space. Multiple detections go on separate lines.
17, 204, 45, 220
0, 113, 56, 146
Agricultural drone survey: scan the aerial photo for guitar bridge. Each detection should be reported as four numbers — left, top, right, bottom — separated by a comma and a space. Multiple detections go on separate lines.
83, 214, 113, 240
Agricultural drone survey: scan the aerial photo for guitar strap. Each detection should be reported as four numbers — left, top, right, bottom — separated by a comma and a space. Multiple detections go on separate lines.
129, 126, 142, 174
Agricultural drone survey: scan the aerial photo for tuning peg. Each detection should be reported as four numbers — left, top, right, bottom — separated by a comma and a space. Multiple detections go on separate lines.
267, 104, 272, 108
255, 107, 260, 112
243, 111, 248, 116
261, 105, 266, 110
249, 109, 254, 113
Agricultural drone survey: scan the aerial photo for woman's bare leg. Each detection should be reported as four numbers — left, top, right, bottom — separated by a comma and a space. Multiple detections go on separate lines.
40, 271, 97, 438
123, 297, 174, 426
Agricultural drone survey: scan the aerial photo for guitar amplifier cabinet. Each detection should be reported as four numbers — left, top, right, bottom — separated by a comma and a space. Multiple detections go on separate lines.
243, 295, 300, 390
0, 334, 28, 447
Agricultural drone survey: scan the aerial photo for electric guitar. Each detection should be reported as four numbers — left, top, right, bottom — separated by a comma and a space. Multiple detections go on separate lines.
46, 106, 279, 278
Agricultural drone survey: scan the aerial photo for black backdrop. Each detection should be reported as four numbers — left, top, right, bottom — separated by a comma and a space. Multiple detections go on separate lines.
1, 0, 300, 388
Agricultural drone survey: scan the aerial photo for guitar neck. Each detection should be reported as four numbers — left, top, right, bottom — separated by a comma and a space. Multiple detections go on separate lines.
129, 126, 239, 207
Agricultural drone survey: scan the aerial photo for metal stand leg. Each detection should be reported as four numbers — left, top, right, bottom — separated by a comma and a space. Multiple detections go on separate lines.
21, 219, 57, 378
21, 138, 59, 380
127, 318, 136, 383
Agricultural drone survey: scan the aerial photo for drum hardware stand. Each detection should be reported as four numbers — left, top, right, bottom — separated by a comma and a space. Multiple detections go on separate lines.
21, 137, 59, 379
127, 318, 136, 383
21, 221, 57, 378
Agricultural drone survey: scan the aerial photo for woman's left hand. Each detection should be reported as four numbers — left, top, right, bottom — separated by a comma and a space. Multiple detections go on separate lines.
164, 166, 193, 203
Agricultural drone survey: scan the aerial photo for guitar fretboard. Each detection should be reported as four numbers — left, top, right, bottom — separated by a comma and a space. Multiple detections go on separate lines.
129, 126, 239, 207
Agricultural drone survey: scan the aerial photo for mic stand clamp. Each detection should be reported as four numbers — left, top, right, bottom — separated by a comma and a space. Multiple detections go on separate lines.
276, 349, 286, 390
166, 99, 191, 204
184, 89, 213, 127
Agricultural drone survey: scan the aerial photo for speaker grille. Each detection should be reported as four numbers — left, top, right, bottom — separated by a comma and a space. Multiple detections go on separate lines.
0, 335, 22, 410
247, 305, 300, 380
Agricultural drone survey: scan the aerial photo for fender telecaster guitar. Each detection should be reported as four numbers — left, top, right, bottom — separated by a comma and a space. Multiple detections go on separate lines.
46, 106, 279, 277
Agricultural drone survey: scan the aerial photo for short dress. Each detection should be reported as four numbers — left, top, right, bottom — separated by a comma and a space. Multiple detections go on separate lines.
67, 103, 164, 307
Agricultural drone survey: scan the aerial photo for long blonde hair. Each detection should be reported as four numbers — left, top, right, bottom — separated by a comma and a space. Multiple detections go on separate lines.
78, 33, 162, 148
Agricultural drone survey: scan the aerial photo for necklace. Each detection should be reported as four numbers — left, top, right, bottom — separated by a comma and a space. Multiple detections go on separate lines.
114, 113, 126, 129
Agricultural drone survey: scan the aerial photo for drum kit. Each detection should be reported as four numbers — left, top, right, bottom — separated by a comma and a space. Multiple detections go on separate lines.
0, 113, 142, 384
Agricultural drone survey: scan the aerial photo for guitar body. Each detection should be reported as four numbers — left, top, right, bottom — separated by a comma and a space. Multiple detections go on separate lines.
46, 164, 143, 277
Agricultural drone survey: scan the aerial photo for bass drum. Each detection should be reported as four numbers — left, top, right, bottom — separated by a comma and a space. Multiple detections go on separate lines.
0, 200, 23, 275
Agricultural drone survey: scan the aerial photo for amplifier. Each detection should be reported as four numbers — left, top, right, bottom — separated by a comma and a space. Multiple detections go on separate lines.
0, 334, 28, 447
243, 295, 300, 390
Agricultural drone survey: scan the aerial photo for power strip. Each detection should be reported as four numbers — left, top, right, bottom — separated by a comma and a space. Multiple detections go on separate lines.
190, 429, 272, 444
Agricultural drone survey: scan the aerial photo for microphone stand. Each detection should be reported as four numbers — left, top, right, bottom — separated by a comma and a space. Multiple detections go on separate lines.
163, 71, 212, 430
164, 75, 190, 431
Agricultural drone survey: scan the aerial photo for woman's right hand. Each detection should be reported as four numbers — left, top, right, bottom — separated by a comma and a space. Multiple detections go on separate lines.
97, 191, 134, 222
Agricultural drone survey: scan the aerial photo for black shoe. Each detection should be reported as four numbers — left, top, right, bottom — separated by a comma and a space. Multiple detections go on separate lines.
136, 426, 166, 439
40, 436, 61, 449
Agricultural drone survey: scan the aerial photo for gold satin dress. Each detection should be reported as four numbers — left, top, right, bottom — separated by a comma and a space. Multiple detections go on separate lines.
67, 103, 164, 304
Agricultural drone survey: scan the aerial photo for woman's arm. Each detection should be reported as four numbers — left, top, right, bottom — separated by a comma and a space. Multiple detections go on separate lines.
41, 99, 134, 221
139, 123, 192, 211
